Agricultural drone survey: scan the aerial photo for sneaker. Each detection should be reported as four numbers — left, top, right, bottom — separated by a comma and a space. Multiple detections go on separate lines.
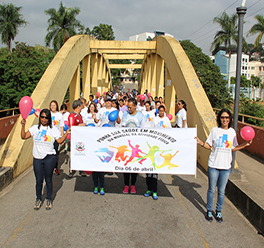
55, 168, 60, 175
152, 192, 158, 200
46, 199, 52, 210
205, 211, 213, 222
130, 185, 136, 194
68, 170, 76, 178
215, 211, 223, 223
123, 185, 129, 194
100, 188, 105, 195
93, 187, 98, 194
144, 190, 152, 197
34, 199, 42, 210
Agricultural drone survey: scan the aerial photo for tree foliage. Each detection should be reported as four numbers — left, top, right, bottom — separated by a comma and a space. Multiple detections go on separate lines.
0, 42, 55, 111
239, 96, 264, 127
45, 2, 84, 52
180, 40, 231, 108
247, 14, 264, 48
89, 23, 115, 40
0, 3, 28, 52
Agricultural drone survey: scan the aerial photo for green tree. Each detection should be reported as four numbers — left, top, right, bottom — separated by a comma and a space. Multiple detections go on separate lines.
247, 15, 264, 48
180, 40, 231, 108
230, 75, 251, 87
90, 23, 115, 40
0, 42, 55, 112
45, 2, 84, 51
239, 96, 264, 127
0, 3, 27, 52
211, 12, 239, 88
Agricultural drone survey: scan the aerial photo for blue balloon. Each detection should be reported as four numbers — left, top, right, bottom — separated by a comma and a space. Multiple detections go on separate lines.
94, 99, 98, 104
29, 108, 35, 115
64, 124, 69, 131
87, 123, 95, 127
156, 108, 159, 114
102, 123, 111, 127
108, 110, 119, 122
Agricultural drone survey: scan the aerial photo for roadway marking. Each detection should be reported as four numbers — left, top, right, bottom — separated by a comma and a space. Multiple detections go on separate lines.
2, 211, 33, 247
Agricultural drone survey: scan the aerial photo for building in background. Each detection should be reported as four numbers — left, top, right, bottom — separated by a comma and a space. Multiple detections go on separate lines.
129, 31, 174, 42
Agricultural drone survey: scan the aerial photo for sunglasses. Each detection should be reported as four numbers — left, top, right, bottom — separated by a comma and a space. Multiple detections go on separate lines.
220, 116, 230, 119
40, 116, 48, 119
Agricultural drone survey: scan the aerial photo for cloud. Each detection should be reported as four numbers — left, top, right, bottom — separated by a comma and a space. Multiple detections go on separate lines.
0, 0, 262, 55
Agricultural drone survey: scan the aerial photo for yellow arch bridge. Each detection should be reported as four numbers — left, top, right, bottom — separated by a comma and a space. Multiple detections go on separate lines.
0, 35, 217, 178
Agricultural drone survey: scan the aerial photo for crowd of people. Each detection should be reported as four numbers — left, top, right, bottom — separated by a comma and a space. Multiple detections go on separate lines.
20, 89, 252, 223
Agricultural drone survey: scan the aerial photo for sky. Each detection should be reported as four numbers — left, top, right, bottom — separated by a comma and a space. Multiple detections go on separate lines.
1, 0, 263, 55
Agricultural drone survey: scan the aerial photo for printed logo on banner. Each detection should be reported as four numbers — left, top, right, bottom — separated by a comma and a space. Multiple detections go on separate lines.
75, 142, 86, 155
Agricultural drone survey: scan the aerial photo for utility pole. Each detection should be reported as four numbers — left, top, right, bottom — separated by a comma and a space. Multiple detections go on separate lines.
232, 2, 247, 170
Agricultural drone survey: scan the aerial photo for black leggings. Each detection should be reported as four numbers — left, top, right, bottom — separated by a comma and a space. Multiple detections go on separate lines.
54, 140, 59, 169
124, 173, 138, 186
146, 173, 158, 192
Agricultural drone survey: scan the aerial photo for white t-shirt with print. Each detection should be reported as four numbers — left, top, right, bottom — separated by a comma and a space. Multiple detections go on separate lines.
136, 103, 146, 113
122, 111, 144, 128
206, 127, 238, 170
96, 107, 117, 127
142, 110, 155, 128
153, 116, 172, 128
29, 125, 61, 159
82, 112, 99, 126
51, 111, 64, 133
176, 108, 188, 128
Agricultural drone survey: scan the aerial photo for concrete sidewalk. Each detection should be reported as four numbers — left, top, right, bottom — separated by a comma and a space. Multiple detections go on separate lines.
226, 150, 264, 234
0, 152, 263, 247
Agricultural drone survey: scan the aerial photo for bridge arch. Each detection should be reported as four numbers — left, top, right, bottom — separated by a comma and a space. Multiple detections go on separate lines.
0, 35, 216, 178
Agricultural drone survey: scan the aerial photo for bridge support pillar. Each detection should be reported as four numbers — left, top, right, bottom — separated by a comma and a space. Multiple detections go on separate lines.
82, 55, 90, 100
69, 65, 80, 111
156, 55, 164, 98
91, 53, 98, 96
165, 67, 176, 122
150, 54, 157, 97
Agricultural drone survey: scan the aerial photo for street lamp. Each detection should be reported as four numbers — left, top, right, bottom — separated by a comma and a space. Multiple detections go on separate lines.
232, 1, 247, 170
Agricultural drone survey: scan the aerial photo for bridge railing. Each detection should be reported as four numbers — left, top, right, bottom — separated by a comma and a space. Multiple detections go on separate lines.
213, 108, 264, 125
0, 107, 19, 117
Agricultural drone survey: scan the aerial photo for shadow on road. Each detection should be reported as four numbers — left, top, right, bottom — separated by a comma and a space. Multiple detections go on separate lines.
171, 175, 207, 215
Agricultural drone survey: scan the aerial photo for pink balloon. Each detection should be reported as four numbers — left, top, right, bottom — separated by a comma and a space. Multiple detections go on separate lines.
139, 94, 145, 101
67, 133, 71, 140
97, 92, 100, 97
103, 92, 106, 95
166, 114, 173, 121
240, 126, 255, 141
19, 96, 33, 120
34, 108, 41, 118
147, 93, 151, 98
64, 120, 69, 126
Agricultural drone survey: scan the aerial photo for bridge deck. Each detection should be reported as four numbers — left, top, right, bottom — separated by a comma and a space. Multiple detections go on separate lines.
0, 151, 263, 247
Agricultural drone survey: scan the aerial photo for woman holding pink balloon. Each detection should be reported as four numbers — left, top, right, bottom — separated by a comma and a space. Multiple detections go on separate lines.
196, 109, 252, 223
21, 108, 70, 210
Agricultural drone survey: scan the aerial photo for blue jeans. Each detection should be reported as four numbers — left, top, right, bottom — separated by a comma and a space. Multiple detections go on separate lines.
33, 155, 56, 200
207, 167, 231, 212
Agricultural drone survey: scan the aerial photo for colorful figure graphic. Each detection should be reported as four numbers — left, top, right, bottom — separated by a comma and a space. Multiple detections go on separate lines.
135, 142, 171, 170
43, 135, 52, 142
110, 145, 129, 162
52, 116, 59, 126
124, 140, 146, 166
95, 148, 114, 163
156, 151, 179, 170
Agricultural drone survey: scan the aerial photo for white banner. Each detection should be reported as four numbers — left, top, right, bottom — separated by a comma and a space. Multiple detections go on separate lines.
71, 126, 197, 175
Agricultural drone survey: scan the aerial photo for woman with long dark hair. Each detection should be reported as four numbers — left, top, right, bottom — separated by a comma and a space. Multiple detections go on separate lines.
196, 109, 252, 222
176, 100, 187, 128
21, 109, 70, 210
50, 100, 64, 175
